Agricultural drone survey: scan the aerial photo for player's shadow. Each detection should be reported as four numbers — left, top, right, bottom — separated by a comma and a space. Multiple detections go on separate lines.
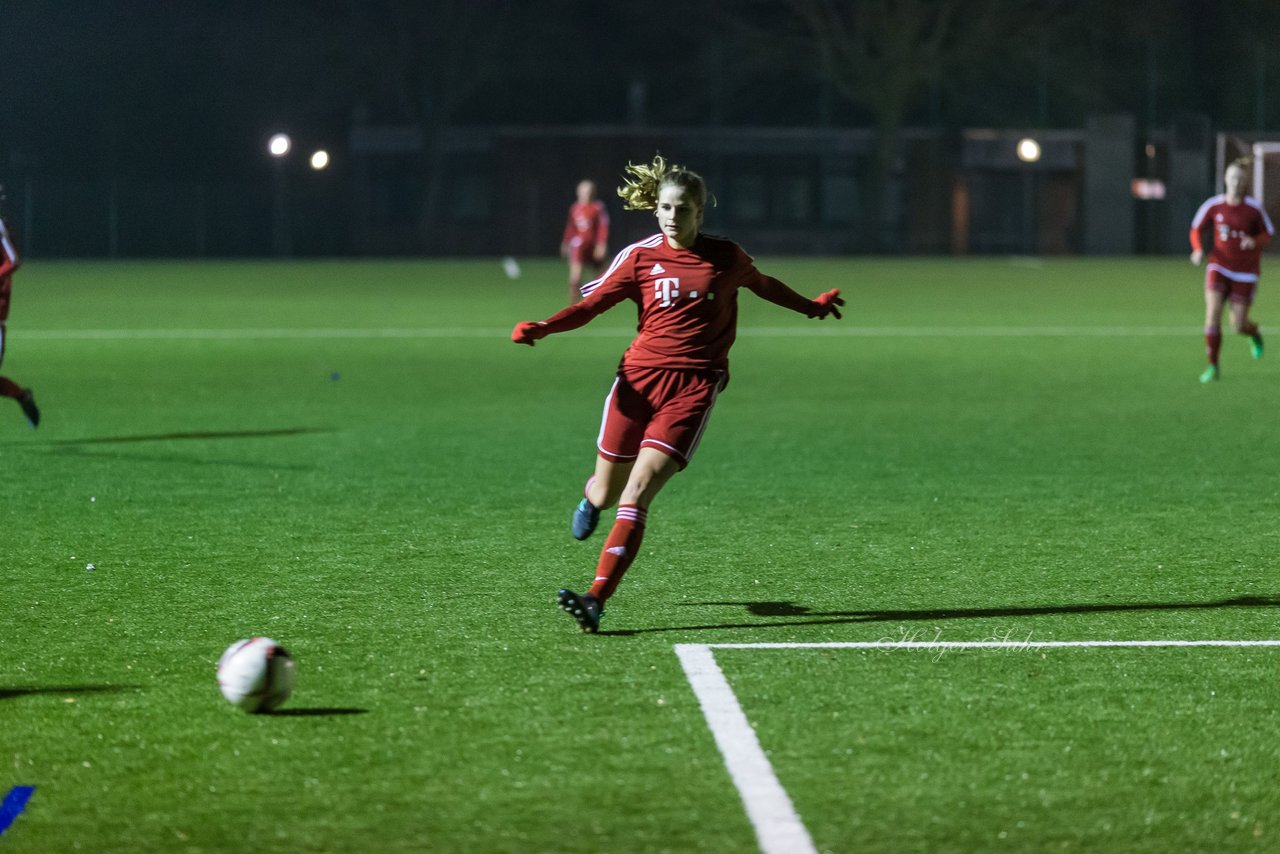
595, 594, 1280, 636
47, 428, 333, 445
267, 707, 369, 717
0, 685, 142, 701
36, 428, 333, 470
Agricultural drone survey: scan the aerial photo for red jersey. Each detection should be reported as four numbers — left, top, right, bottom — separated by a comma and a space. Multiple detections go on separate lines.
1190, 195, 1274, 281
538, 233, 818, 372
0, 217, 19, 323
562, 200, 609, 250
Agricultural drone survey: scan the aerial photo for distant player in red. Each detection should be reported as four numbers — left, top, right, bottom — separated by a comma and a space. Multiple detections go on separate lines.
1190, 158, 1275, 382
512, 155, 844, 633
0, 204, 40, 427
560, 179, 610, 303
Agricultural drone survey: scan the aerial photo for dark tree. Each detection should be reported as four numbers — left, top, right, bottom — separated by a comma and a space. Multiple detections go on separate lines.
717, 0, 1067, 248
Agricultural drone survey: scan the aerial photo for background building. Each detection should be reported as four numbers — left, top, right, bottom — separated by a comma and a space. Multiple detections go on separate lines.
2, 0, 1278, 258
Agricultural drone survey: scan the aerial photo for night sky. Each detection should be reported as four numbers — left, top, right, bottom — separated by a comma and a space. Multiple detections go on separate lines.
4, 0, 1279, 183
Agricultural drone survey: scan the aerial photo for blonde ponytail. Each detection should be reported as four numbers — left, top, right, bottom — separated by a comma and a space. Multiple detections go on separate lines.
616, 154, 712, 212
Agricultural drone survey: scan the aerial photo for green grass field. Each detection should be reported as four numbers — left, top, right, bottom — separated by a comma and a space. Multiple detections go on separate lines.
2, 256, 1278, 852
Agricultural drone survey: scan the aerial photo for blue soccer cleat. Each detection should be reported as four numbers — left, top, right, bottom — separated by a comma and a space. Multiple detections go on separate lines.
571, 498, 600, 540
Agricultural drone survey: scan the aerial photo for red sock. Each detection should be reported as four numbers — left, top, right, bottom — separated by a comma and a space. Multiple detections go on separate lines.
0, 377, 22, 400
588, 504, 647, 603
1241, 320, 1259, 337
1205, 326, 1222, 365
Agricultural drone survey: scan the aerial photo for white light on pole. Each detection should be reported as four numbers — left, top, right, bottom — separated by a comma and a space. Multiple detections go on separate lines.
1016, 137, 1042, 163
267, 133, 292, 256
1016, 137, 1041, 255
309, 150, 330, 171
268, 133, 292, 158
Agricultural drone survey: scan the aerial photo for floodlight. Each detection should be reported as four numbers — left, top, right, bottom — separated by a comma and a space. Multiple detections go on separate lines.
1016, 137, 1042, 163
310, 150, 330, 171
268, 133, 292, 158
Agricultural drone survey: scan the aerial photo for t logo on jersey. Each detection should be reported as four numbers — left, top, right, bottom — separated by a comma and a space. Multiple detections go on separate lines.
655, 277, 680, 307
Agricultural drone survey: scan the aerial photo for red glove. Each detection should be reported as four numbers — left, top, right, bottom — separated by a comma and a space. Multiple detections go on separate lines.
809, 289, 844, 320
511, 321, 547, 346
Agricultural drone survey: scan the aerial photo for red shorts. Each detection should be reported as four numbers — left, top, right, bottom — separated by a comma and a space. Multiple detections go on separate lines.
1206, 268, 1258, 306
595, 366, 727, 470
567, 238, 600, 266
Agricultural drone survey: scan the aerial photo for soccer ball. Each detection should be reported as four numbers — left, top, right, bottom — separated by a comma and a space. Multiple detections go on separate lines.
217, 637, 295, 713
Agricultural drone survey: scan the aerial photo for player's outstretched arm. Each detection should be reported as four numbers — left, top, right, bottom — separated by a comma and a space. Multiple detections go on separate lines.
510, 298, 607, 347
808, 288, 844, 320
748, 275, 845, 320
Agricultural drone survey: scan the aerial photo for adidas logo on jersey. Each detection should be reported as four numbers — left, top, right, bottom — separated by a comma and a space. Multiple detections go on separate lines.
648, 263, 666, 276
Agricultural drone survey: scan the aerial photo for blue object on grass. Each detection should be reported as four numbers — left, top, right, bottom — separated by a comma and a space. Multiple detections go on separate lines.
0, 786, 35, 836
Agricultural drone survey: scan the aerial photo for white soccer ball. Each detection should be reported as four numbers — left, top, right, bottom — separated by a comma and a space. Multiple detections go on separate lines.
217, 637, 295, 713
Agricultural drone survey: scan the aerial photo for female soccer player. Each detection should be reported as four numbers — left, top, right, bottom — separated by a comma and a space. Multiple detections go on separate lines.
0, 208, 39, 427
512, 155, 844, 632
560, 179, 610, 303
1190, 158, 1275, 383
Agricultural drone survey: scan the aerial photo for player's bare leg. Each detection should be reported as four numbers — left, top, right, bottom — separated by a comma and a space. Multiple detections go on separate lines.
573, 455, 631, 540
586, 455, 631, 510
567, 259, 584, 303
1228, 300, 1263, 359
616, 446, 681, 510
569, 258, 605, 304
1202, 290, 1225, 382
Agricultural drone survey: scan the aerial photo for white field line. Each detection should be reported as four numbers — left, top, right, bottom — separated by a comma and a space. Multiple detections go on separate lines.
674, 644, 818, 854
697, 639, 1280, 651
19, 325, 1197, 341
675, 639, 1280, 854
742, 325, 1194, 337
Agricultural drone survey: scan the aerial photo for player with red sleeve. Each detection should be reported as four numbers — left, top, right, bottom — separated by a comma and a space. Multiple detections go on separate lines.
560, 179, 610, 302
1190, 158, 1275, 382
512, 155, 844, 633
0, 207, 40, 427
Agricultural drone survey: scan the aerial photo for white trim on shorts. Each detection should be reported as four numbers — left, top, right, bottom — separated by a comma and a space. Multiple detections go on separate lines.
595, 376, 640, 462
1206, 263, 1260, 284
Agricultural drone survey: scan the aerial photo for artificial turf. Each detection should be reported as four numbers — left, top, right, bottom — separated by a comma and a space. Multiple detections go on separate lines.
1, 256, 1277, 852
